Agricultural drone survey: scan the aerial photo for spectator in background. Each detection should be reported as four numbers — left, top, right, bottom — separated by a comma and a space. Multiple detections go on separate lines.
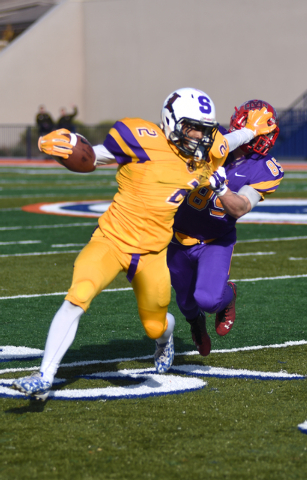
2, 24, 14, 42
36, 105, 54, 137
57, 106, 78, 133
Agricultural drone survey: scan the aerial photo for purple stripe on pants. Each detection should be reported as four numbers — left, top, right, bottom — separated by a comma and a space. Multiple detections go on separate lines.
126, 253, 141, 283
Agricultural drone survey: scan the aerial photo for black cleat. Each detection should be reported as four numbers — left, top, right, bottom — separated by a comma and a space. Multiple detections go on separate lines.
187, 311, 211, 356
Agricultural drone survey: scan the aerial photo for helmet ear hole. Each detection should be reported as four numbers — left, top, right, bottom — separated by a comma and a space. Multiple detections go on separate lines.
229, 99, 280, 156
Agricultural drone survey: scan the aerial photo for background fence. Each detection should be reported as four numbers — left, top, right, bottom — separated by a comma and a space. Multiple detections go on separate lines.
0, 123, 114, 159
271, 110, 307, 159
0, 113, 307, 160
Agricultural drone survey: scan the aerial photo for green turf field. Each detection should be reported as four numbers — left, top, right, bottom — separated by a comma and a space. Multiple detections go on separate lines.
1, 162, 307, 480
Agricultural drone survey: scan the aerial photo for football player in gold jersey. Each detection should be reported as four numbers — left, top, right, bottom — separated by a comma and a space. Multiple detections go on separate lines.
12, 88, 276, 400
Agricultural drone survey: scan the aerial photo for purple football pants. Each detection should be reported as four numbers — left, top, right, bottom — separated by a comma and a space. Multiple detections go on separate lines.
167, 233, 236, 320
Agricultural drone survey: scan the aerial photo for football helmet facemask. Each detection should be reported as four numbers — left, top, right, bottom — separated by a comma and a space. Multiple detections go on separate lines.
229, 99, 280, 156
160, 88, 218, 162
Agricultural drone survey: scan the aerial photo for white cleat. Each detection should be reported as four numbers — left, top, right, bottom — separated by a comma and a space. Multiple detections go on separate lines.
11, 372, 51, 401
154, 333, 175, 373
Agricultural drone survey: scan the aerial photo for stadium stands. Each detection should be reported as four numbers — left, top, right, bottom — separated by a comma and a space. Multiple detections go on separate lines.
271, 91, 307, 159
0, 1, 59, 43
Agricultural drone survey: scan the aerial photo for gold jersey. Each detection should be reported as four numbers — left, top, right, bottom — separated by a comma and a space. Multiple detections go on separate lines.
99, 118, 229, 253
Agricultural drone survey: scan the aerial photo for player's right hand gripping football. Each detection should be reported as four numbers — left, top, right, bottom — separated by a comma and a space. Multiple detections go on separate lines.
245, 107, 277, 138
209, 166, 228, 197
38, 129, 73, 159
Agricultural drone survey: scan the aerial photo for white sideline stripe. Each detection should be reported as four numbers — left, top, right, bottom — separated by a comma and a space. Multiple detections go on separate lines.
0, 228, 306, 240
0, 222, 97, 231
51, 243, 86, 248
231, 274, 307, 282
208, 339, 307, 354
0, 292, 67, 300
0, 249, 275, 258
0, 250, 81, 257
237, 235, 307, 243
0, 287, 133, 300
1, 340, 307, 375
0, 250, 278, 259
1, 274, 307, 300
0, 240, 41, 245
233, 252, 275, 257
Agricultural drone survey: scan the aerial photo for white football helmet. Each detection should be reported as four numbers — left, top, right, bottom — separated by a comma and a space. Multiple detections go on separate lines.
160, 87, 218, 161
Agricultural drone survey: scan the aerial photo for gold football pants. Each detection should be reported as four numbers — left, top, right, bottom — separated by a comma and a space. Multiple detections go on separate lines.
65, 228, 171, 339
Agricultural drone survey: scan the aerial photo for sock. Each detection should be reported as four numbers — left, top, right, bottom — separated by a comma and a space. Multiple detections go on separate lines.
156, 312, 175, 345
40, 300, 84, 383
186, 310, 202, 323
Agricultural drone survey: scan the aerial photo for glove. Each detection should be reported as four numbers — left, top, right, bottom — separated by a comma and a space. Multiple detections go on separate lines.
245, 107, 277, 137
38, 129, 73, 159
209, 166, 227, 196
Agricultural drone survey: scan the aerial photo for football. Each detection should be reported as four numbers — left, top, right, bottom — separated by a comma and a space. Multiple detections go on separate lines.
55, 133, 96, 173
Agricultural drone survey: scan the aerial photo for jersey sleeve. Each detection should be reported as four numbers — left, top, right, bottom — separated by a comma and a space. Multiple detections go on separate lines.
206, 130, 230, 173
249, 155, 284, 199
103, 118, 165, 165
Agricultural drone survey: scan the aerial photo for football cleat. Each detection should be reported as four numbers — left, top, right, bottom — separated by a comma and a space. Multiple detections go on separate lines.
215, 282, 237, 336
154, 333, 174, 373
187, 311, 211, 356
11, 372, 51, 401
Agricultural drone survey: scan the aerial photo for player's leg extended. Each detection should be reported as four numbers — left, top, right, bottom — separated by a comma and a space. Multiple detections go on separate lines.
132, 248, 175, 373
12, 235, 124, 400
43, 236, 124, 373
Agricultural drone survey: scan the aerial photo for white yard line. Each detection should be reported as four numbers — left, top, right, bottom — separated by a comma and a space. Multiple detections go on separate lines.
1, 340, 306, 375
237, 235, 307, 243
0, 287, 133, 300
0, 250, 81, 257
231, 274, 307, 282
0, 222, 97, 231
51, 243, 86, 248
1, 250, 278, 258
233, 252, 275, 257
0, 274, 307, 301
0, 240, 41, 245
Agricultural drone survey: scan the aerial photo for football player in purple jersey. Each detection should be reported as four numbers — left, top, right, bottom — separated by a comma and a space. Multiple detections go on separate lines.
167, 99, 283, 356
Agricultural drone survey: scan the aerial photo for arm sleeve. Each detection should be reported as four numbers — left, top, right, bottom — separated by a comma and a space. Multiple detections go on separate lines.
237, 185, 262, 209
225, 128, 254, 152
93, 144, 116, 165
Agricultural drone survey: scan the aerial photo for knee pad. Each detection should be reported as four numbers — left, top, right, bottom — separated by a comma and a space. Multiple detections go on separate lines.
142, 319, 166, 340
71, 280, 96, 304
194, 290, 220, 314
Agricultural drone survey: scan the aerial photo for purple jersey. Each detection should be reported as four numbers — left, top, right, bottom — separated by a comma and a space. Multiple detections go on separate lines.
173, 128, 284, 243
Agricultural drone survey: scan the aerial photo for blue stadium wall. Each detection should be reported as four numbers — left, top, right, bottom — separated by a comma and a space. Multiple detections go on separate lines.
271, 111, 307, 159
